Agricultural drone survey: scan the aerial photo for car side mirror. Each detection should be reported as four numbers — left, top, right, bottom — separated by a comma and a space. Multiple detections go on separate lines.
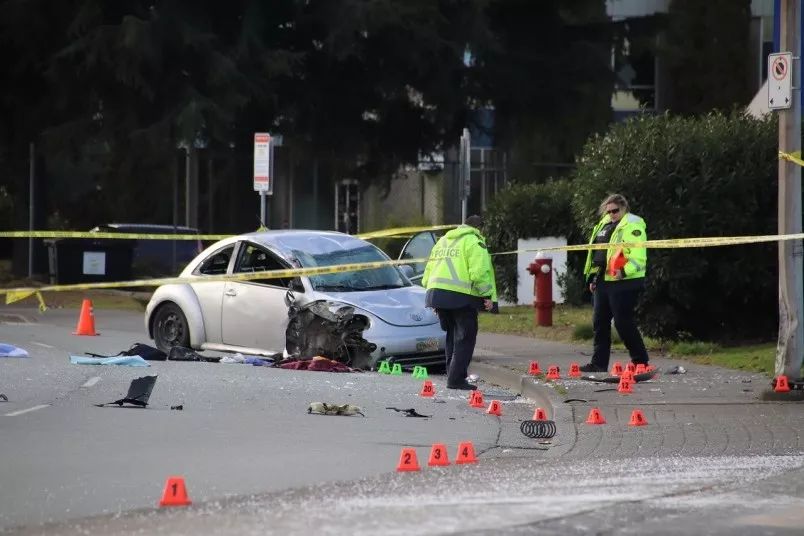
398, 264, 415, 279
284, 289, 296, 307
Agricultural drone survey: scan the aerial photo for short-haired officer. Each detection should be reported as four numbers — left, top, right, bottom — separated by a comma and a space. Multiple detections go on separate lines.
422, 215, 498, 390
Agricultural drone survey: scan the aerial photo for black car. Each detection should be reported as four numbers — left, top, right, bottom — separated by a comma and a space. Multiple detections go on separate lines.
90, 223, 204, 278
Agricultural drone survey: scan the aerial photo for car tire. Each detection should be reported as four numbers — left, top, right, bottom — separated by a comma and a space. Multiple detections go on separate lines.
152, 302, 191, 352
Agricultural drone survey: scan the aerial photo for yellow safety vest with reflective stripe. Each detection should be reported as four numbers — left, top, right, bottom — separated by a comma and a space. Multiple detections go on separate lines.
583, 212, 647, 281
422, 225, 498, 301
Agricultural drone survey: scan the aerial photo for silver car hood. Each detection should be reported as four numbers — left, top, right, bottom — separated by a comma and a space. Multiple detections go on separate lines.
313, 287, 438, 327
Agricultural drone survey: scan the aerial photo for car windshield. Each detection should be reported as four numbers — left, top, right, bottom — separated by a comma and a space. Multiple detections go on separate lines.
291, 244, 410, 292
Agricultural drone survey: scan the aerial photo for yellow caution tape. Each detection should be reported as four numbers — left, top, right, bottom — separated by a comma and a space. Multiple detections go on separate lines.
0, 224, 456, 241
0, 257, 432, 297
780, 150, 804, 168
357, 224, 457, 240
0, 230, 229, 240
5, 290, 47, 312
495, 231, 804, 256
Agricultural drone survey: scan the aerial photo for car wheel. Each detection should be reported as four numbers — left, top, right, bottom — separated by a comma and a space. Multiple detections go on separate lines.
152, 302, 190, 352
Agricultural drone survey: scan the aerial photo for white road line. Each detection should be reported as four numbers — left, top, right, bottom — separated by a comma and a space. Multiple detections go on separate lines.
5, 404, 50, 417
32, 342, 55, 349
82, 376, 101, 388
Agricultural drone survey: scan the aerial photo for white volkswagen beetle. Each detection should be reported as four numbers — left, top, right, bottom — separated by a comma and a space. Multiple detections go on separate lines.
144, 230, 446, 369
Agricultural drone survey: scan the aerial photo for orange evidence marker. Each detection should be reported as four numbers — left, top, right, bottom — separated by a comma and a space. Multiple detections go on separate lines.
396, 448, 421, 472
159, 476, 191, 507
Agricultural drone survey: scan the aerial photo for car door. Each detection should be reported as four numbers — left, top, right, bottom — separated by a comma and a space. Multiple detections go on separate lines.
398, 231, 440, 285
221, 241, 292, 352
191, 243, 236, 344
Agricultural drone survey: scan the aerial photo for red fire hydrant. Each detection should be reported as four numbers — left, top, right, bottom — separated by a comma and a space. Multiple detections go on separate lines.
527, 253, 554, 327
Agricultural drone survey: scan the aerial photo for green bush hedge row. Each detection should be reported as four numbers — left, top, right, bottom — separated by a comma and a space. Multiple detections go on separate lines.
486, 112, 779, 341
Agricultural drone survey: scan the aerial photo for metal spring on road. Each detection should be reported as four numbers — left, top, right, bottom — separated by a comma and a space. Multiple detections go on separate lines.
520, 420, 557, 439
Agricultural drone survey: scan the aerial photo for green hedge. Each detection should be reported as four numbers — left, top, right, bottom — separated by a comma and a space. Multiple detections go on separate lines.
484, 179, 584, 303
571, 112, 778, 340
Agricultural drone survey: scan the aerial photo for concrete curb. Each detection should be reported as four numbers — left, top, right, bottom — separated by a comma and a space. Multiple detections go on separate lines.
469, 361, 560, 420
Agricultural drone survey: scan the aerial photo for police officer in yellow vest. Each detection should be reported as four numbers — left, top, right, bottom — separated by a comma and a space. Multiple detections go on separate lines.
422, 215, 498, 390
580, 194, 649, 373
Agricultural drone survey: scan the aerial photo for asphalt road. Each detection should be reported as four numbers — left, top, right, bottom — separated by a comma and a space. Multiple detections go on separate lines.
2, 306, 804, 535
0, 307, 525, 531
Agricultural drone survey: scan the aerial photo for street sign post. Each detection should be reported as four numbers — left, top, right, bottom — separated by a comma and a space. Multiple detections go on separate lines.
459, 128, 471, 223
768, 51, 793, 110
253, 133, 273, 227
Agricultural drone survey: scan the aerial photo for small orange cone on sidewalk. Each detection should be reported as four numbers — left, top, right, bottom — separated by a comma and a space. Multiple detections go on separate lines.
455, 441, 478, 464
629, 409, 648, 426
469, 390, 485, 408
428, 444, 450, 466
585, 407, 606, 425
618, 377, 633, 394
396, 448, 421, 471
419, 380, 435, 397
620, 369, 635, 383
486, 400, 502, 416
625, 362, 636, 374
611, 362, 624, 376
73, 299, 99, 336
568, 363, 581, 377
528, 361, 542, 375
532, 407, 548, 421
635, 364, 647, 374
774, 375, 792, 393
159, 476, 191, 507
546, 366, 560, 380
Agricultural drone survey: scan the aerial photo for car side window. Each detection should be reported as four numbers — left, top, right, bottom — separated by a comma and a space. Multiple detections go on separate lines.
400, 232, 437, 276
197, 245, 235, 275
234, 243, 292, 288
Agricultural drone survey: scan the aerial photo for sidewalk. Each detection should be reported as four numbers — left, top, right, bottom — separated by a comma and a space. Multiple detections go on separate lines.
469, 332, 804, 459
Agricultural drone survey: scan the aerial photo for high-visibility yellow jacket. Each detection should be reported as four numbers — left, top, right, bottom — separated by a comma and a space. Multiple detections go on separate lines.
583, 212, 647, 282
422, 225, 498, 301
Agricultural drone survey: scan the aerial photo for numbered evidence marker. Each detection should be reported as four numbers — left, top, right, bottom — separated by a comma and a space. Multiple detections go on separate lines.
428, 443, 451, 466
396, 448, 421, 471
419, 380, 435, 397
159, 476, 191, 507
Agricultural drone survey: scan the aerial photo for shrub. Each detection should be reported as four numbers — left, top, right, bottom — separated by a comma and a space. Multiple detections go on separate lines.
571, 112, 777, 341
485, 179, 584, 302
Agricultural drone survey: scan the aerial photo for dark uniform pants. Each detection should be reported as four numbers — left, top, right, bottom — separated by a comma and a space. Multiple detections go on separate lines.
591, 282, 649, 369
437, 306, 479, 385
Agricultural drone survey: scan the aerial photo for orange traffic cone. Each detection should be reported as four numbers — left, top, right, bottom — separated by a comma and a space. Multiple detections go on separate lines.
419, 380, 435, 397
611, 361, 624, 377
73, 299, 99, 336
635, 364, 647, 374
629, 409, 648, 426
625, 362, 636, 374
546, 365, 560, 380
585, 407, 606, 425
532, 407, 548, 421
455, 441, 478, 464
774, 375, 792, 393
469, 390, 485, 408
486, 400, 502, 416
159, 476, 191, 507
568, 363, 581, 378
396, 448, 420, 471
528, 361, 542, 375
428, 444, 450, 466
618, 376, 633, 394
646, 364, 656, 372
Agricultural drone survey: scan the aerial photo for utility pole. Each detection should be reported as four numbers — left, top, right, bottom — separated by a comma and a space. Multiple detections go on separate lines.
776, 0, 804, 379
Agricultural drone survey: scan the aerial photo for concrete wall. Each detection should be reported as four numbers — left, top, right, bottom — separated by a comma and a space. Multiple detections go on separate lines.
361, 168, 443, 231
